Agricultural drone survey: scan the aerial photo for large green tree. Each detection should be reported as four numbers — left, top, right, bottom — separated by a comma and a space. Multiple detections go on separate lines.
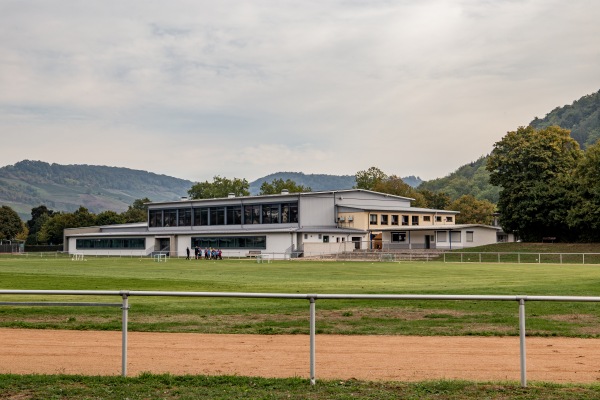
486, 125, 581, 241
354, 167, 387, 190
259, 178, 311, 195
25, 205, 54, 245
121, 198, 150, 223
449, 195, 496, 225
566, 141, 600, 241
0, 205, 25, 241
372, 175, 427, 207
188, 176, 250, 199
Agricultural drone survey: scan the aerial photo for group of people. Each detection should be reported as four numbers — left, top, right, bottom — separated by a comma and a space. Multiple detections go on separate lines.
186, 246, 222, 260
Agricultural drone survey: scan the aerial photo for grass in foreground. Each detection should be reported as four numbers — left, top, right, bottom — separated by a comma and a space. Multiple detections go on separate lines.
1, 374, 600, 400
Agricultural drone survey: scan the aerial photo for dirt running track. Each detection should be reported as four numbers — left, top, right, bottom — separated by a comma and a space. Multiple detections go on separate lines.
1, 328, 600, 383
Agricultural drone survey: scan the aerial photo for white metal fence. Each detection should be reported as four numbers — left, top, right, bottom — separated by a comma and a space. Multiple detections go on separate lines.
2, 290, 600, 387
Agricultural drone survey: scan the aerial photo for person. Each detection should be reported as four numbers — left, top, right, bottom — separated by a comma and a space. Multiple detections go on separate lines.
186, 247, 190, 260
194, 246, 199, 260
217, 249, 222, 260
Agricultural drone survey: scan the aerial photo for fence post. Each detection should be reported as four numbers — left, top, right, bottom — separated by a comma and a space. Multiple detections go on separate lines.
121, 291, 130, 377
309, 296, 316, 385
518, 297, 527, 387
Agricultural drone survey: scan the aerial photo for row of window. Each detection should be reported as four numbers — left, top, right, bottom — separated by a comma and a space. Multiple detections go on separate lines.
369, 214, 453, 226
390, 231, 474, 243
76, 238, 146, 249
191, 236, 266, 249
149, 202, 299, 228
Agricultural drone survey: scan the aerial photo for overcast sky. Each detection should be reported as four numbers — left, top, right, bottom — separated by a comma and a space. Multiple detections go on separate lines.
1, 1, 599, 183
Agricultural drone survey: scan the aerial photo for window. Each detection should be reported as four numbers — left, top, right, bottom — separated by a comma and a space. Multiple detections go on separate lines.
178, 208, 191, 226
323, 235, 329, 243
164, 209, 177, 227
210, 207, 225, 225
402, 215, 409, 226
304, 234, 308, 239
466, 231, 474, 242
435, 216, 442, 222
192, 236, 266, 249
77, 238, 145, 249
244, 205, 261, 224
446, 216, 453, 223
412, 216, 419, 225
380, 215, 389, 225
423, 216, 431, 222
226, 206, 242, 225
451, 232, 461, 242
436, 231, 447, 242
391, 215, 399, 225
193, 208, 208, 226
262, 204, 280, 224
149, 210, 162, 227
370, 214, 378, 225
391, 232, 407, 242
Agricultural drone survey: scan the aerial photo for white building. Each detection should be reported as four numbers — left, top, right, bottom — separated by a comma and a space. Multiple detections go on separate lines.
63, 189, 506, 258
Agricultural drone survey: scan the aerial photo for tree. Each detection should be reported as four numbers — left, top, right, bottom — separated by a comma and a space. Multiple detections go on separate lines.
566, 141, 600, 241
95, 210, 126, 226
259, 178, 311, 195
121, 198, 150, 223
26, 205, 54, 244
418, 189, 451, 210
0, 205, 25, 241
188, 176, 250, 199
354, 167, 387, 190
372, 175, 427, 207
449, 195, 496, 225
486, 125, 581, 241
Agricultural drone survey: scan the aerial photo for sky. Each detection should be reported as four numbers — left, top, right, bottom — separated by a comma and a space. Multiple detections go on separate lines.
1, 1, 599, 183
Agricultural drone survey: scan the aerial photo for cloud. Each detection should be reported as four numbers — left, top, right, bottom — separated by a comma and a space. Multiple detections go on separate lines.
1, 0, 599, 182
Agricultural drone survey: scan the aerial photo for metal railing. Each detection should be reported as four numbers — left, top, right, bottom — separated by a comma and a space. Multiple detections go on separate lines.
2, 290, 600, 387
444, 252, 600, 264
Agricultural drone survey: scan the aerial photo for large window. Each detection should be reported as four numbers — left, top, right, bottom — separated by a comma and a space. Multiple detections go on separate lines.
412, 216, 419, 226
370, 214, 378, 225
164, 209, 177, 227
391, 215, 399, 225
194, 208, 209, 226
402, 215, 409, 226
149, 210, 162, 227
210, 207, 225, 226
76, 238, 145, 249
192, 236, 266, 249
380, 215, 388, 225
262, 204, 280, 224
178, 208, 191, 226
391, 232, 407, 242
227, 206, 242, 225
244, 205, 261, 224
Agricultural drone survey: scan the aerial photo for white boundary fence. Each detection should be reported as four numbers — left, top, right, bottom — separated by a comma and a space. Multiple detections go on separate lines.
2, 290, 600, 387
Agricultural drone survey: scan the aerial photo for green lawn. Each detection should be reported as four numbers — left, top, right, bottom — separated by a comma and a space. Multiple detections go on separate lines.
1, 256, 600, 337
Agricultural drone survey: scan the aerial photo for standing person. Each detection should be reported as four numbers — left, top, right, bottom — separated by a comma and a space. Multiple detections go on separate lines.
194, 246, 199, 260
186, 247, 190, 260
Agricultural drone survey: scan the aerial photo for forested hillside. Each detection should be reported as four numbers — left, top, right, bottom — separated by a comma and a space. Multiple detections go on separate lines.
417, 156, 499, 203
530, 89, 600, 148
0, 160, 192, 219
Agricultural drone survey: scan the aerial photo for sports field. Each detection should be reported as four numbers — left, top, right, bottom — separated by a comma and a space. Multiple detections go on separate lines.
1, 256, 600, 336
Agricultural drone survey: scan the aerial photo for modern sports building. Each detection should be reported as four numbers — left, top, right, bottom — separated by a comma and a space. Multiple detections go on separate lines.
63, 189, 504, 258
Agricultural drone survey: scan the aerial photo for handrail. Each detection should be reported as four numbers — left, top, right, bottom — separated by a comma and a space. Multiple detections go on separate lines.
3, 289, 600, 387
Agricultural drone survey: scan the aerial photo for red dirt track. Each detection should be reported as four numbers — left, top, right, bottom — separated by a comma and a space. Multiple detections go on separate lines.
1, 328, 600, 383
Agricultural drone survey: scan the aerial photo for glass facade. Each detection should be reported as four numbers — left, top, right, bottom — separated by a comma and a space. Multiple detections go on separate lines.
149, 201, 299, 228
76, 238, 145, 249
191, 236, 266, 249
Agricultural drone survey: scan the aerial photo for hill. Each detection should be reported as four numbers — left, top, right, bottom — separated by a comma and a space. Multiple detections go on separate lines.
530, 89, 600, 148
248, 172, 422, 194
0, 160, 193, 220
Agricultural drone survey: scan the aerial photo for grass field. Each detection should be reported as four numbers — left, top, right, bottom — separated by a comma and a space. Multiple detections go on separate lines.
3, 254, 600, 398
1, 256, 600, 337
